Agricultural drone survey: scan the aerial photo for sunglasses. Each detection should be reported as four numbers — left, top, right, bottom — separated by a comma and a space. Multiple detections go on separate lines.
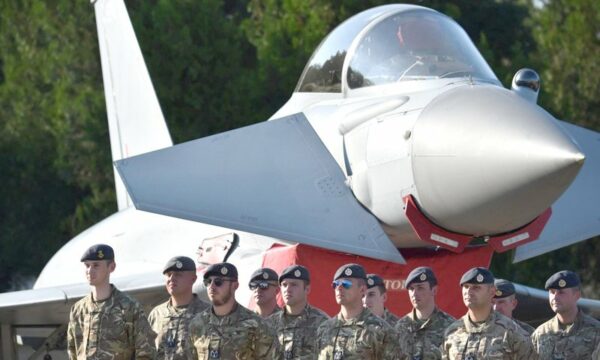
203, 277, 231, 287
249, 281, 271, 290
332, 279, 353, 289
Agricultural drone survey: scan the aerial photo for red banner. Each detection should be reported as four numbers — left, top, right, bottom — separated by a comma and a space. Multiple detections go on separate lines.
260, 244, 494, 319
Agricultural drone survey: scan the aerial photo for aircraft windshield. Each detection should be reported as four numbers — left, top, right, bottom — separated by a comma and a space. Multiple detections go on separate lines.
347, 10, 497, 89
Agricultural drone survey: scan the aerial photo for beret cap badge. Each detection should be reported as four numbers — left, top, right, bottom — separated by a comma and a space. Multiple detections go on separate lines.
262, 273, 269, 279
344, 268, 352, 276
419, 273, 427, 281
97, 250, 104, 259
221, 267, 228, 275
294, 270, 301, 277
496, 290, 502, 297
559, 279, 566, 288
367, 278, 374, 286
175, 261, 182, 269
476, 274, 484, 283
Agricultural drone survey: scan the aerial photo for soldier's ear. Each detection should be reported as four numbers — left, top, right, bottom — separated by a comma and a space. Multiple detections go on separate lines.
305, 284, 311, 295
108, 261, 116, 273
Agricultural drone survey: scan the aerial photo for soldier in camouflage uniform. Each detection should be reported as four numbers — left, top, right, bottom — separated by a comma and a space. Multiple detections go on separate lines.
531, 270, 600, 359
363, 273, 401, 327
189, 262, 277, 359
148, 256, 209, 359
492, 279, 535, 335
67, 244, 156, 360
250, 267, 282, 318
316, 263, 403, 359
441, 267, 534, 360
395, 267, 454, 360
268, 265, 329, 359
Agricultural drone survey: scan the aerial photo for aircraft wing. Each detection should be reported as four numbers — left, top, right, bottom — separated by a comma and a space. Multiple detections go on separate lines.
115, 113, 405, 264
0, 274, 166, 326
514, 121, 600, 262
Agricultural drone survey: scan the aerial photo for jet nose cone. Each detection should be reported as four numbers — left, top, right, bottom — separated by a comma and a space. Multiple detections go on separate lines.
411, 85, 584, 235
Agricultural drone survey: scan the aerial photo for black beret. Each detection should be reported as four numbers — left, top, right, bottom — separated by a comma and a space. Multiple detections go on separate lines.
406, 266, 437, 287
545, 270, 580, 290
279, 265, 310, 283
366, 274, 385, 289
80, 244, 114, 262
249, 268, 278, 284
333, 263, 366, 281
203, 262, 238, 279
163, 256, 196, 274
494, 279, 516, 298
460, 267, 494, 285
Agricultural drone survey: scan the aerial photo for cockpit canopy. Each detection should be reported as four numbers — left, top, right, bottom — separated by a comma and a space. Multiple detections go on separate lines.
296, 5, 498, 93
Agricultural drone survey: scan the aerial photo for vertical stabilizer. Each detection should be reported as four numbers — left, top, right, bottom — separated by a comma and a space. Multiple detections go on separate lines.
93, 0, 173, 210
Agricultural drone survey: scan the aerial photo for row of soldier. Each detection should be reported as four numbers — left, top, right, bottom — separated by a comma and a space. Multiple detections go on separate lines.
67, 244, 600, 359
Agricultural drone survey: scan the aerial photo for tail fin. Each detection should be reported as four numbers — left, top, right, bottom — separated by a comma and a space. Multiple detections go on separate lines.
93, 0, 172, 210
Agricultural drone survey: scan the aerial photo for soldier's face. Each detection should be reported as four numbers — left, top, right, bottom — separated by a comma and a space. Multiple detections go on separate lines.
280, 279, 309, 307
549, 287, 580, 314
408, 282, 436, 310
252, 281, 279, 306
363, 288, 386, 313
492, 295, 517, 318
84, 260, 114, 286
462, 283, 494, 310
334, 278, 365, 306
206, 276, 237, 306
165, 270, 197, 297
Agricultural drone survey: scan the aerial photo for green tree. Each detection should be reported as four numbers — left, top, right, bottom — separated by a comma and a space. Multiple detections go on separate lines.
129, 0, 266, 142
0, 1, 111, 290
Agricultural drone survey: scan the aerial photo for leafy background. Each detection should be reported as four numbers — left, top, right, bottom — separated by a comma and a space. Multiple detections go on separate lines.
1, 0, 598, 296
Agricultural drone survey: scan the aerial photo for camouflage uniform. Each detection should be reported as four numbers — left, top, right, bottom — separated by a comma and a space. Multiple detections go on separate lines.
148, 294, 209, 359
514, 319, 535, 336
593, 341, 600, 360
67, 285, 156, 360
189, 302, 277, 359
395, 307, 455, 360
382, 308, 401, 328
268, 304, 329, 359
531, 310, 600, 359
316, 307, 402, 360
441, 311, 534, 360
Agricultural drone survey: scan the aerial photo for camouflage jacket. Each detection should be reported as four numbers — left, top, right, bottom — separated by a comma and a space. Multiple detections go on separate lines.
189, 302, 277, 359
67, 285, 156, 360
148, 295, 209, 359
382, 308, 401, 328
268, 304, 329, 359
442, 311, 534, 360
514, 319, 535, 336
531, 310, 600, 359
593, 341, 600, 360
395, 307, 455, 360
316, 307, 403, 360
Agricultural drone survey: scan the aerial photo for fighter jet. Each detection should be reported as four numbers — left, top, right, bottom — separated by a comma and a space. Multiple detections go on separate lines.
115, 3, 598, 263
1, 1, 599, 359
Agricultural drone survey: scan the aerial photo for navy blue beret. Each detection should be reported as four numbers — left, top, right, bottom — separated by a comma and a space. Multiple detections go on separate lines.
494, 279, 516, 298
460, 267, 494, 285
250, 267, 279, 284
366, 274, 385, 289
406, 266, 437, 287
279, 265, 310, 283
80, 244, 114, 262
545, 270, 580, 290
163, 256, 196, 274
203, 262, 238, 279
334, 263, 366, 281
